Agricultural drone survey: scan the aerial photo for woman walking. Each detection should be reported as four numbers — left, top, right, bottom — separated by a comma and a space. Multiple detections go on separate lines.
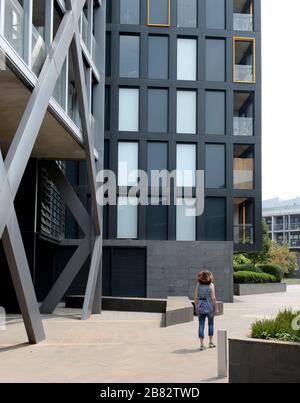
194, 271, 219, 351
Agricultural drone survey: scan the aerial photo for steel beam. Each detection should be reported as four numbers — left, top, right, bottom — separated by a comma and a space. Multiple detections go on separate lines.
40, 237, 91, 314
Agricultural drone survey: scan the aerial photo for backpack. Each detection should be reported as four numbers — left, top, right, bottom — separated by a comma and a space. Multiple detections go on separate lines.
195, 285, 213, 316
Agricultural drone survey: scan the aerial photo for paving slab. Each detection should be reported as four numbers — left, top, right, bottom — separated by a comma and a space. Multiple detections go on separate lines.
0, 286, 300, 383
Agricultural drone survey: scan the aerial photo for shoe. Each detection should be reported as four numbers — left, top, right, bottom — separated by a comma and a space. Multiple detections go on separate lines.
209, 343, 216, 349
200, 346, 206, 351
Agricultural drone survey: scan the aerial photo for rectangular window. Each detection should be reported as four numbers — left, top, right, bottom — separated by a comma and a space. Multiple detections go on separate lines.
177, 91, 197, 134
234, 0, 253, 31
177, 38, 197, 81
105, 86, 110, 131
206, 0, 225, 29
148, 89, 168, 133
120, 0, 140, 25
205, 198, 226, 241
206, 38, 225, 82
205, 144, 226, 189
119, 35, 140, 78
148, 142, 168, 174
147, 0, 170, 27
233, 37, 256, 83
234, 144, 254, 190
177, 0, 197, 28
119, 88, 139, 132
117, 197, 138, 239
205, 91, 225, 135
147, 198, 168, 240
118, 142, 139, 186
148, 36, 169, 79
234, 198, 254, 244
234, 91, 254, 136
176, 198, 196, 241
176, 144, 196, 188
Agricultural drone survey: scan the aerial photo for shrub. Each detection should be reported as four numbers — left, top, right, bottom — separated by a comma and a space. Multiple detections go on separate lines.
233, 264, 263, 274
268, 242, 299, 276
234, 271, 277, 284
251, 309, 300, 343
233, 254, 252, 267
257, 264, 283, 282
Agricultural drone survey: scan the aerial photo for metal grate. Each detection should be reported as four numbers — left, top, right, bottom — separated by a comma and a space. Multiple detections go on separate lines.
40, 162, 65, 241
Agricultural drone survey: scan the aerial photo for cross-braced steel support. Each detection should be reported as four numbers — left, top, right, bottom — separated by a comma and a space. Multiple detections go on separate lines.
0, 0, 103, 343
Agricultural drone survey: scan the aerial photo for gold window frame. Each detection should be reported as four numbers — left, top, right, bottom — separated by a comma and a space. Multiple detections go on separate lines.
233, 37, 256, 84
147, 0, 171, 27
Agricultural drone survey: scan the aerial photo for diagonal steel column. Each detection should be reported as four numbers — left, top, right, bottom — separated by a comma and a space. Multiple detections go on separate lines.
81, 236, 102, 320
0, 151, 45, 344
70, 29, 103, 319
39, 237, 91, 314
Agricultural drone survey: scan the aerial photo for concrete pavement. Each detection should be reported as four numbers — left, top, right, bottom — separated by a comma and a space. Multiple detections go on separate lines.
0, 285, 300, 383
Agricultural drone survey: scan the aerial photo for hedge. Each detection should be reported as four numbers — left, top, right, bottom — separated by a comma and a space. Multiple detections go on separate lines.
234, 271, 277, 284
257, 264, 283, 282
233, 264, 263, 274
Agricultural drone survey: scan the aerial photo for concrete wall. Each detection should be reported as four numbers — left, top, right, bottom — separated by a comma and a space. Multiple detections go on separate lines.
104, 240, 234, 303
229, 338, 300, 383
234, 283, 287, 296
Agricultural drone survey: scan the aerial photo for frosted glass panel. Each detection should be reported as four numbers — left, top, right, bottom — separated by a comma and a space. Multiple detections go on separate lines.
176, 198, 196, 241
176, 144, 196, 187
177, 39, 197, 81
118, 142, 139, 186
177, 91, 197, 134
117, 197, 138, 239
119, 88, 139, 131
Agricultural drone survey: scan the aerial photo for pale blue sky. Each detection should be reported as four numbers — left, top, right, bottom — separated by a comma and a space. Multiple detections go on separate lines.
262, 0, 300, 201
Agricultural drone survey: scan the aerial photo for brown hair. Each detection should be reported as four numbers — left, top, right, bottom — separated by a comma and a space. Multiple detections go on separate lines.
197, 271, 214, 285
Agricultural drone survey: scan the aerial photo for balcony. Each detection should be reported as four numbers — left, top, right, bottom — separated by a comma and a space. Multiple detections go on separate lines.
290, 240, 300, 248
233, 14, 253, 31
234, 117, 253, 136
234, 65, 254, 83
234, 224, 254, 245
290, 223, 300, 231
274, 224, 285, 231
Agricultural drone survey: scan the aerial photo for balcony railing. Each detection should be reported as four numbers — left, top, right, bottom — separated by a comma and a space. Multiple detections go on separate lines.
31, 26, 46, 76
233, 14, 253, 31
92, 34, 96, 64
274, 224, 285, 231
290, 223, 300, 231
81, 12, 89, 51
234, 224, 254, 245
290, 240, 300, 248
3, 0, 24, 58
235, 65, 254, 82
234, 117, 253, 136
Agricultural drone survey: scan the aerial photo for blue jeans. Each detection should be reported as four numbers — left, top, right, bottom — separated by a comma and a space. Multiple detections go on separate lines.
198, 313, 215, 339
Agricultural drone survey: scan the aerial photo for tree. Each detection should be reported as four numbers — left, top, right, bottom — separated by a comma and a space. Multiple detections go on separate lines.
268, 242, 298, 276
240, 219, 272, 265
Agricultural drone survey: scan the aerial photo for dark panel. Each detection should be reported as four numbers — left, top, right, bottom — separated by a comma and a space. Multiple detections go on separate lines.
148, 89, 168, 133
177, 0, 197, 28
111, 248, 146, 297
204, 197, 226, 241
206, 0, 225, 29
206, 38, 225, 82
148, 36, 168, 79
205, 91, 225, 135
205, 144, 226, 189
146, 204, 168, 240
120, 0, 140, 24
119, 35, 140, 78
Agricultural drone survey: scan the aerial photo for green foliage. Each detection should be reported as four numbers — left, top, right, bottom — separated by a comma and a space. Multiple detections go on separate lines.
257, 264, 283, 282
233, 264, 263, 274
268, 242, 299, 276
234, 271, 277, 284
251, 310, 300, 343
233, 254, 252, 267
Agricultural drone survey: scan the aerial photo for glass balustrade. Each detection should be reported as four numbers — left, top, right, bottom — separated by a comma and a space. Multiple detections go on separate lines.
4, 0, 24, 58
234, 117, 253, 136
233, 14, 253, 31
234, 224, 254, 245
81, 12, 89, 51
234, 65, 254, 82
31, 26, 46, 76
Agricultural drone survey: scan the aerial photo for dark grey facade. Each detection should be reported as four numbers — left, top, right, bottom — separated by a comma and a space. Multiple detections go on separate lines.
102, 0, 262, 301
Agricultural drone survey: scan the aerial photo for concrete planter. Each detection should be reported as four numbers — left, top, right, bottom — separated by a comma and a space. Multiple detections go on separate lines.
229, 338, 300, 383
234, 282, 287, 296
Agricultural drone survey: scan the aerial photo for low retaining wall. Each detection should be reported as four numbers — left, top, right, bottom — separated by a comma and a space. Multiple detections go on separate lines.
164, 297, 194, 327
234, 283, 287, 296
229, 338, 300, 383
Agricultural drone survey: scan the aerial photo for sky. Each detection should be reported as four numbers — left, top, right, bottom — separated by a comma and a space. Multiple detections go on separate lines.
262, 0, 300, 201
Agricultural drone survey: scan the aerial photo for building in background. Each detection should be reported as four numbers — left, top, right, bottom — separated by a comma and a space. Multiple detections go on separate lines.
263, 198, 300, 266
103, 0, 262, 302
0, 0, 262, 324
